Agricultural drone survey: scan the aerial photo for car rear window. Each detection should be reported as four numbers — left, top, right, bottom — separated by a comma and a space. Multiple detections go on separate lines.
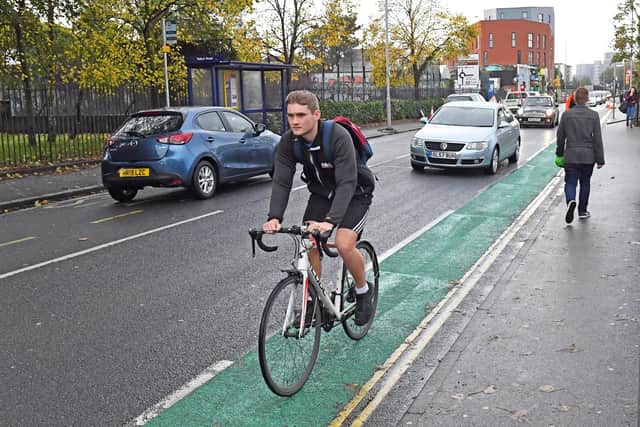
447, 95, 472, 102
116, 112, 183, 137
525, 97, 552, 107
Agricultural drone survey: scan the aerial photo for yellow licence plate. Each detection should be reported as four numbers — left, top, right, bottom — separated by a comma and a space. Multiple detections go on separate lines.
119, 168, 149, 177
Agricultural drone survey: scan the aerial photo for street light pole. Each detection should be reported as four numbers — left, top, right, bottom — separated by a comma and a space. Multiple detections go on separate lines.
383, 0, 394, 132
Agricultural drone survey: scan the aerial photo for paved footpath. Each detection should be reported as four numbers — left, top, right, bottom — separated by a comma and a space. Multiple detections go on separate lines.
364, 117, 640, 426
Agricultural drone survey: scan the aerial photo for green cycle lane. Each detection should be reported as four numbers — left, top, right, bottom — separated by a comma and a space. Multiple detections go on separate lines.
148, 146, 558, 426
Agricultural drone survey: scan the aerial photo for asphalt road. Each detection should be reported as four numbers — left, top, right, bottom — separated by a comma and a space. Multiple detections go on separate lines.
0, 123, 563, 425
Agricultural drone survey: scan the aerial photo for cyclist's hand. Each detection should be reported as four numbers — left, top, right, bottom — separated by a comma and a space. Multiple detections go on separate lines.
307, 221, 334, 235
262, 218, 281, 233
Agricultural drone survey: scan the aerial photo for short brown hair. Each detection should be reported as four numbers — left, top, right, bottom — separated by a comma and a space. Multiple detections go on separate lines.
574, 87, 589, 105
285, 90, 319, 112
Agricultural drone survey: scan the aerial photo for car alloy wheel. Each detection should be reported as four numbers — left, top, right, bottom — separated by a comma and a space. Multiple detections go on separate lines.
509, 140, 520, 163
193, 160, 217, 199
486, 146, 499, 175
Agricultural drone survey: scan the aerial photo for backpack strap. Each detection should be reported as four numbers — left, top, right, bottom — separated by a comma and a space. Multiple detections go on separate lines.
322, 120, 334, 162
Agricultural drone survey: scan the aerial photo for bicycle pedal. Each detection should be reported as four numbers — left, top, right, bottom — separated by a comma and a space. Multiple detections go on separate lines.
346, 287, 356, 303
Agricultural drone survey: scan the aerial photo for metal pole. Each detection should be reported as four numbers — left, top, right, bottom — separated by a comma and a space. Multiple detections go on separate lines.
384, 0, 393, 131
162, 18, 170, 108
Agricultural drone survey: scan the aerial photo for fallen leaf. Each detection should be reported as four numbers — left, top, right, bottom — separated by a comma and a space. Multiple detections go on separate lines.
510, 409, 529, 421
78, 237, 89, 241
483, 385, 497, 394
557, 404, 570, 412
343, 383, 359, 391
40, 200, 48, 205
558, 343, 581, 353
34, 200, 41, 207
451, 393, 465, 400
539, 384, 555, 393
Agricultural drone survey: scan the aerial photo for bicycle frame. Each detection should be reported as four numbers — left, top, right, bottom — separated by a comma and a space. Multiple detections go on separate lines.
291, 235, 346, 337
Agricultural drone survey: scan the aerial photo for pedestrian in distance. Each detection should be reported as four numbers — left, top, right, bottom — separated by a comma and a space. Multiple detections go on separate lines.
555, 87, 604, 224
262, 90, 376, 325
624, 86, 638, 128
565, 91, 576, 110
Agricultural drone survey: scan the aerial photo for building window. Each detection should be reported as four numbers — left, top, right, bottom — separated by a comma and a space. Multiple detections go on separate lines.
536, 34, 540, 48
528, 33, 533, 48
543, 35, 546, 49
538, 13, 543, 22
537, 52, 540, 66
483, 51, 489, 65
517, 50, 522, 64
522, 11, 528, 19
543, 52, 547, 67
528, 51, 533, 64
512, 32, 516, 48
549, 15, 552, 24
489, 33, 494, 48
500, 12, 504, 19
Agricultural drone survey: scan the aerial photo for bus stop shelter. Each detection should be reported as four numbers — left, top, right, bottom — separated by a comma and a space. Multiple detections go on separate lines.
186, 58, 297, 133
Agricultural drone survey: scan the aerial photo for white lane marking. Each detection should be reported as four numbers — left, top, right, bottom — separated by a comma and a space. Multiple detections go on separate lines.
376, 209, 453, 263
341, 173, 563, 426
130, 360, 234, 426
0, 210, 224, 279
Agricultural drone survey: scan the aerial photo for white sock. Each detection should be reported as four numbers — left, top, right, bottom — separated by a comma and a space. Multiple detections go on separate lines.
355, 283, 369, 294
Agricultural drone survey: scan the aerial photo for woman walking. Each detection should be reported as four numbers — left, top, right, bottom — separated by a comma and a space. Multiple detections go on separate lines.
625, 87, 638, 128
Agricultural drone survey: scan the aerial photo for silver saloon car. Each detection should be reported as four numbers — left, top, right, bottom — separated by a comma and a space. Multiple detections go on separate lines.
410, 101, 521, 174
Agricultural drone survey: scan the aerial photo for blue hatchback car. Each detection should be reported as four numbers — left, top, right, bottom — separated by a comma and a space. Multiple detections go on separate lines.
102, 106, 280, 202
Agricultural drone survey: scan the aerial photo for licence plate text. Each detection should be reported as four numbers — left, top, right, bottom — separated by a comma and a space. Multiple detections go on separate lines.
119, 168, 149, 177
428, 150, 458, 159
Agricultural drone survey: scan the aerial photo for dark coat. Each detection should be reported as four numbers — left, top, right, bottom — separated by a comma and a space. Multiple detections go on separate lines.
556, 105, 604, 165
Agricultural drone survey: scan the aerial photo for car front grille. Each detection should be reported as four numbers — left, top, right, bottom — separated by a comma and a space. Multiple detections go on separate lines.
428, 157, 457, 165
424, 142, 465, 152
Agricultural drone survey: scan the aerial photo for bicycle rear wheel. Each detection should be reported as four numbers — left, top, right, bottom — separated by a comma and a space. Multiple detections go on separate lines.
341, 240, 379, 340
258, 275, 321, 396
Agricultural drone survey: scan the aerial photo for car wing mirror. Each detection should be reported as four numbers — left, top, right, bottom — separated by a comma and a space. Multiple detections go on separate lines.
420, 116, 429, 124
252, 123, 266, 136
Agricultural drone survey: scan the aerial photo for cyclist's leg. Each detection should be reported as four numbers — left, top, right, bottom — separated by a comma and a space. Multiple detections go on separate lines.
302, 193, 331, 277
335, 194, 372, 288
336, 194, 374, 326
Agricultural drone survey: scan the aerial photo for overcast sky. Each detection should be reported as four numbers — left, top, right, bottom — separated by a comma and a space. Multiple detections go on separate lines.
355, 0, 623, 67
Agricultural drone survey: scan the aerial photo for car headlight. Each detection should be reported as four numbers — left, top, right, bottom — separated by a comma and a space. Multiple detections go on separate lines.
545, 108, 554, 116
518, 108, 524, 115
466, 142, 488, 150
411, 137, 425, 148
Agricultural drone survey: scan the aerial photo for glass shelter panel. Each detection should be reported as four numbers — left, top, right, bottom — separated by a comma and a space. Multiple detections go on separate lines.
192, 68, 213, 105
242, 70, 263, 110
264, 71, 283, 110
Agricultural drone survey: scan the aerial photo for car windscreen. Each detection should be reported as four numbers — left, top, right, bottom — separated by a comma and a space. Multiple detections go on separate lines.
524, 97, 552, 107
430, 107, 494, 127
116, 112, 183, 137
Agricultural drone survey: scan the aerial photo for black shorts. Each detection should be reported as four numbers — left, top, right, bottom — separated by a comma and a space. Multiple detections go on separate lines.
303, 193, 372, 234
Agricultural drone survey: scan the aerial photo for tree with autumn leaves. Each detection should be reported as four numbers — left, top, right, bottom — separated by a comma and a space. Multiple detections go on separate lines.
0, 0, 478, 98
363, 0, 477, 99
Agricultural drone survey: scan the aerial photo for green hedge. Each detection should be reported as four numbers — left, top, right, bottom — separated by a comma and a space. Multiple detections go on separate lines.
319, 98, 443, 124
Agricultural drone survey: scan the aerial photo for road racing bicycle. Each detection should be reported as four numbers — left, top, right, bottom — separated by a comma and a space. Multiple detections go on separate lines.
249, 225, 379, 396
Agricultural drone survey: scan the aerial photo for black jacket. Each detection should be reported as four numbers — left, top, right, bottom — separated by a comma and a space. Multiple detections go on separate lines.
267, 120, 375, 225
556, 105, 604, 165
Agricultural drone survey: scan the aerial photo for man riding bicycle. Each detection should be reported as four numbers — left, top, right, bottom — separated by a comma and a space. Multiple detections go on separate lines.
262, 90, 376, 325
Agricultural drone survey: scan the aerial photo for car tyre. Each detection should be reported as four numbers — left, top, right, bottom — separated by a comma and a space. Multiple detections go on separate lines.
486, 146, 499, 175
192, 160, 217, 199
108, 186, 138, 202
509, 139, 520, 163
411, 162, 424, 172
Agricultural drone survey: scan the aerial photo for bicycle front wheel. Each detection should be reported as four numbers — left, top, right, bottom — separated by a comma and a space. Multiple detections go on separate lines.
258, 275, 321, 396
341, 240, 380, 340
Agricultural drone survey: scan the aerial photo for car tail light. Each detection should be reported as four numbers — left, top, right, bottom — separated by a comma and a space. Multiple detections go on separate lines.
157, 132, 192, 145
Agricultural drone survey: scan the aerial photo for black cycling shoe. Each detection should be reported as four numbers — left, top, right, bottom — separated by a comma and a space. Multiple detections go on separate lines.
354, 286, 373, 326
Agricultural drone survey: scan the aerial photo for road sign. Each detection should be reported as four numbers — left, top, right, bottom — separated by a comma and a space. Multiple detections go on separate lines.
165, 21, 177, 45
457, 65, 479, 88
